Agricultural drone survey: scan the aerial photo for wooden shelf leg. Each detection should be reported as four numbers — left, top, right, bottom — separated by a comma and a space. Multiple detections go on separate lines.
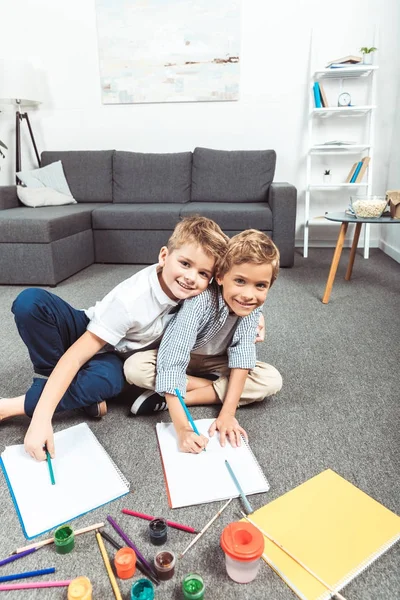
345, 222, 362, 281
322, 222, 348, 304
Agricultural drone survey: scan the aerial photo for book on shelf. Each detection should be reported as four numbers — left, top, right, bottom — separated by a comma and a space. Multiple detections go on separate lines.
345, 162, 359, 183
312, 82, 322, 108
321, 141, 357, 146
354, 156, 371, 182
318, 82, 328, 107
325, 55, 361, 67
350, 161, 363, 183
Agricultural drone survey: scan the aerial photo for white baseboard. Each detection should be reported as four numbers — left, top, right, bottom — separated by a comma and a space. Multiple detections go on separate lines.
295, 239, 379, 249
379, 240, 400, 263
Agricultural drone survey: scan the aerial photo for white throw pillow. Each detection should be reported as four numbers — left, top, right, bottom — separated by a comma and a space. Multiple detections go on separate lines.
16, 161, 73, 196
17, 185, 77, 208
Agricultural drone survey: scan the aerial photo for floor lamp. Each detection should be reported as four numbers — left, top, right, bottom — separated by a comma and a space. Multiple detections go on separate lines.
0, 60, 44, 180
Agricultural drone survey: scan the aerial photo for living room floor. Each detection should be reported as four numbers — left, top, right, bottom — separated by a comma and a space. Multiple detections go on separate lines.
0, 248, 399, 600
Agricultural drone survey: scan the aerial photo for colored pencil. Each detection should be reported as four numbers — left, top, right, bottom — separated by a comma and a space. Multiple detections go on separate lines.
95, 531, 122, 600
100, 530, 160, 586
174, 388, 201, 436
107, 515, 157, 578
0, 567, 55, 583
0, 580, 72, 591
225, 459, 253, 514
14, 522, 105, 554
45, 447, 55, 485
0, 547, 37, 567
99, 530, 122, 551
179, 497, 233, 559
122, 509, 199, 534
241, 513, 347, 600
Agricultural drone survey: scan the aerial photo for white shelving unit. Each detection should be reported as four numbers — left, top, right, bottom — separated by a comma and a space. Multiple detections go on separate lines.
304, 60, 378, 258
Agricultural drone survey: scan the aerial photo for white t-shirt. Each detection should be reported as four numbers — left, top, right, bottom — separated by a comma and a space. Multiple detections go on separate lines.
85, 264, 179, 355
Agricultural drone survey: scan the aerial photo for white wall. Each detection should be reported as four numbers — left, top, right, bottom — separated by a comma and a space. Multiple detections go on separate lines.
1, 0, 399, 252
379, 70, 400, 262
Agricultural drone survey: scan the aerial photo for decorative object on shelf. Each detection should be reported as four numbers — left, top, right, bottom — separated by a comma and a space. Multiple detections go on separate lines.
386, 190, 400, 218
360, 47, 377, 65
350, 195, 387, 218
338, 92, 351, 107
323, 169, 332, 183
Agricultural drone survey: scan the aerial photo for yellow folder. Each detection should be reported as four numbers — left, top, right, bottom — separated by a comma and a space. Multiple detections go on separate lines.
249, 469, 400, 600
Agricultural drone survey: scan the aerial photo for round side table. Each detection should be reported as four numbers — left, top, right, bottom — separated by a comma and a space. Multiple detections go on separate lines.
322, 212, 399, 304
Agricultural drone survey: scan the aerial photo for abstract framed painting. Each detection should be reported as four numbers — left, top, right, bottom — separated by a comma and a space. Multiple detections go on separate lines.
95, 0, 241, 104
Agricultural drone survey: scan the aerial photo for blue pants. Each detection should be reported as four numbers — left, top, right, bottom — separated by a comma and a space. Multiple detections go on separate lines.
12, 289, 125, 417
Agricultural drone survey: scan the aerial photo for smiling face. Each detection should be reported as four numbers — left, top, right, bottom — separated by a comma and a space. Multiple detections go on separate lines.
158, 243, 215, 301
216, 262, 273, 316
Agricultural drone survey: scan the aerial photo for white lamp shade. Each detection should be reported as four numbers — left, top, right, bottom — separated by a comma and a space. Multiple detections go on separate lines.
0, 59, 44, 106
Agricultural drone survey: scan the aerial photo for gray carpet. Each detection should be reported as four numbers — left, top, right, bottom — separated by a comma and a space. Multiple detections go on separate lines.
0, 248, 399, 600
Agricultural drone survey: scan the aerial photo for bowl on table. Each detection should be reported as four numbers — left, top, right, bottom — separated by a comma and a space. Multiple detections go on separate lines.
350, 196, 388, 219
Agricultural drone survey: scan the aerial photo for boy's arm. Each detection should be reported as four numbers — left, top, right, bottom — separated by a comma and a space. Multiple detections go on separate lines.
165, 392, 208, 453
24, 331, 107, 461
208, 368, 249, 448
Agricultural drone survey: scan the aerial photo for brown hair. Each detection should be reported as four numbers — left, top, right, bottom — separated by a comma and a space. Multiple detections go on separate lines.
217, 229, 280, 285
168, 215, 229, 260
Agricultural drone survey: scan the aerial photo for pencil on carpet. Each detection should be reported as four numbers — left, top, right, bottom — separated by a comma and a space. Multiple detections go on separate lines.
95, 530, 123, 600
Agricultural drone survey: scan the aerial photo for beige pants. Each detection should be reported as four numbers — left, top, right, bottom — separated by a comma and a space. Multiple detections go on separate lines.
124, 349, 282, 406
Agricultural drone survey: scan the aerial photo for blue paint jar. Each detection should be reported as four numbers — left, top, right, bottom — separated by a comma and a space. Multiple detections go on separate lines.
149, 517, 168, 545
130, 578, 154, 600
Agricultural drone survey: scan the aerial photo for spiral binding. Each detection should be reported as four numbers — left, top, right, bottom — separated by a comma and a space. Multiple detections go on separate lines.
315, 533, 400, 600
87, 425, 130, 489
240, 433, 270, 491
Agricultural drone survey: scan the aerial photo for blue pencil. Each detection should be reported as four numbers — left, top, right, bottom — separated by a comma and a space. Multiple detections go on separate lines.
225, 459, 254, 514
0, 567, 55, 583
45, 447, 55, 485
174, 388, 201, 436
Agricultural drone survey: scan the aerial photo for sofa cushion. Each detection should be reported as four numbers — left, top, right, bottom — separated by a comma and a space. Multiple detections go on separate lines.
92, 203, 183, 230
113, 151, 192, 204
180, 202, 273, 230
17, 161, 73, 196
41, 151, 113, 203
0, 204, 103, 243
191, 147, 276, 203
17, 186, 77, 208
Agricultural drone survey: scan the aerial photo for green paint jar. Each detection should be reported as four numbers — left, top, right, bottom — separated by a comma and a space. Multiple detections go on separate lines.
130, 578, 154, 600
182, 573, 205, 600
54, 524, 75, 554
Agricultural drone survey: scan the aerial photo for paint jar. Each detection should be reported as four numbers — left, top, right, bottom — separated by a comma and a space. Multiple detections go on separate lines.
130, 578, 155, 600
54, 524, 75, 554
67, 576, 92, 600
220, 521, 264, 583
114, 546, 136, 579
149, 517, 168, 545
182, 573, 205, 600
153, 549, 176, 580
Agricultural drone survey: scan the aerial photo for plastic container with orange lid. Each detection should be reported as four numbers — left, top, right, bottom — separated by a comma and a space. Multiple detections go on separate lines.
67, 576, 92, 600
220, 521, 265, 583
114, 546, 136, 579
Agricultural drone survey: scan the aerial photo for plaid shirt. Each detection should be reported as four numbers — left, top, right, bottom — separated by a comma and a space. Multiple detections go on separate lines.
156, 281, 262, 396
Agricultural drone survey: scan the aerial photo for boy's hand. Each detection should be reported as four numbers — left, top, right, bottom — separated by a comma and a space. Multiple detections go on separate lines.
24, 418, 55, 461
209, 414, 248, 448
256, 313, 265, 342
177, 427, 209, 454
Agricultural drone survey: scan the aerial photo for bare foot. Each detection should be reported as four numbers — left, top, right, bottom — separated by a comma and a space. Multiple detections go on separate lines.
0, 396, 26, 421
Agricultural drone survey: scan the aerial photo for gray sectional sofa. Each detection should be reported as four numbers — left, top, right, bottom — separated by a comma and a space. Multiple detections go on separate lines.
0, 148, 297, 285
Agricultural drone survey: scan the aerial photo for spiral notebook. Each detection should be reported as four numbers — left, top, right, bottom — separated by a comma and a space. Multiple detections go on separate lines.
156, 418, 269, 508
249, 469, 400, 600
0, 423, 130, 539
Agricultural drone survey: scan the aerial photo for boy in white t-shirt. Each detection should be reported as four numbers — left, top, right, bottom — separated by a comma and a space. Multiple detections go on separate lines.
0, 216, 228, 462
